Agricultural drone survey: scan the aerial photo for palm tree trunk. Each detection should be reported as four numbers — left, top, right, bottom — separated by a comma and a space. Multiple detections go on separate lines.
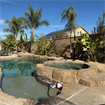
15, 34, 17, 52
73, 30, 76, 60
69, 33, 72, 58
30, 28, 34, 53
93, 55, 97, 62
22, 44, 24, 52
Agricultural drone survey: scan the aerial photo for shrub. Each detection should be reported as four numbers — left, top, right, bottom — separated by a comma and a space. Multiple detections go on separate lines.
35, 33, 52, 55
75, 33, 104, 62
55, 49, 62, 56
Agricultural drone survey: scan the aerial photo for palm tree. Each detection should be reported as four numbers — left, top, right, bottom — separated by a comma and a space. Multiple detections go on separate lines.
1, 34, 15, 51
19, 4, 50, 53
61, 3, 78, 58
20, 30, 25, 52
3, 16, 28, 52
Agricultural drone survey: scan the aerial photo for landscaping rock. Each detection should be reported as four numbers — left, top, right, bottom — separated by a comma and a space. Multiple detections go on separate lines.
79, 73, 105, 87
91, 73, 105, 87
36, 64, 54, 80
53, 69, 78, 83
77, 69, 88, 81
79, 77, 97, 87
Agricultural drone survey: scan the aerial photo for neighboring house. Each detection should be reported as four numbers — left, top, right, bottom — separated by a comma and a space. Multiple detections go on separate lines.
89, 31, 98, 35
45, 25, 89, 39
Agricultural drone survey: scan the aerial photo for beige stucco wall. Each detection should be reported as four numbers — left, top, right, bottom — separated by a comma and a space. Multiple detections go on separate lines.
75, 27, 87, 36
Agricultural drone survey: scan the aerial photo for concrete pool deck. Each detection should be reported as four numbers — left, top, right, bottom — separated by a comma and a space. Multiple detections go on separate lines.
0, 83, 105, 105
0, 53, 105, 105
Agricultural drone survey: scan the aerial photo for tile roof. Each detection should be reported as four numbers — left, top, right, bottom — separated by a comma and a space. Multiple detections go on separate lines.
89, 31, 98, 35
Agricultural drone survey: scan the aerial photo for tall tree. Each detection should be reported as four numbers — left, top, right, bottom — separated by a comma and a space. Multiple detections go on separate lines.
0, 36, 2, 44
20, 30, 25, 52
91, 10, 105, 34
61, 3, 78, 58
19, 30, 28, 52
19, 5, 50, 52
3, 16, 27, 52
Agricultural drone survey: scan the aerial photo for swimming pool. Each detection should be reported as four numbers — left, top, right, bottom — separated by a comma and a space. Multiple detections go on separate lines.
0, 59, 49, 100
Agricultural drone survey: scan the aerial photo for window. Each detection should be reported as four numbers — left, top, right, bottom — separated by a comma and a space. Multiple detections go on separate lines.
77, 31, 81, 36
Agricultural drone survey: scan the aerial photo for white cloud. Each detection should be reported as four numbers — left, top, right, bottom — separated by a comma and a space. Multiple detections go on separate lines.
49, 25, 65, 27
0, 32, 11, 35
0, 19, 5, 25
0, 0, 16, 4
0, 19, 8, 25
0, 30, 11, 35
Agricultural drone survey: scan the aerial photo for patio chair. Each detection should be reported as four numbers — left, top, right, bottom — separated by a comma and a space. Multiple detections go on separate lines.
0, 50, 3, 56
4, 50, 8, 56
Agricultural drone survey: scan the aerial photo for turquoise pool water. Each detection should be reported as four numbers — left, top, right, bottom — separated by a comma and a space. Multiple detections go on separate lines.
47, 63, 83, 70
0, 59, 49, 100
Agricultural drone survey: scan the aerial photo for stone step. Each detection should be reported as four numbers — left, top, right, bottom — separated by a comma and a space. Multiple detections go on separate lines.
79, 73, 105, 87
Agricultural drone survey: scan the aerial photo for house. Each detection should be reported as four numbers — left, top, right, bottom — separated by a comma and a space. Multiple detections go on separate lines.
45, 25, 89, 39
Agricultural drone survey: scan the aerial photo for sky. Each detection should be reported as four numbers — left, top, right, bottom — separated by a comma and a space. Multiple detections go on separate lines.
0, 0, 105, 40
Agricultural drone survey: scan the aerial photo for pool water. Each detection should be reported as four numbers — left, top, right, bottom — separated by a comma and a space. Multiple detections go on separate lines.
0, 59, 49, 100
47, 63, 83, 70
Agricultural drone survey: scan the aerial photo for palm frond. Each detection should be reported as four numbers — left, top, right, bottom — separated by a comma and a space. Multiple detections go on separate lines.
61, 14, 69, 22
9, 22, 17, 33
24, 12, 30, 17
20, 26, 28, 30
61, 10, 66, 17
61, 3, 77, 31
4, 20, 11, 24
11, 16, 17, 22
28, 5, 34, 19
3, 28, 13, 33
22, 4, 50, 35
69, 3, 74, 11
38, 7, 43, 18
18, 17, 31, 29
34, 20, 50, 29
